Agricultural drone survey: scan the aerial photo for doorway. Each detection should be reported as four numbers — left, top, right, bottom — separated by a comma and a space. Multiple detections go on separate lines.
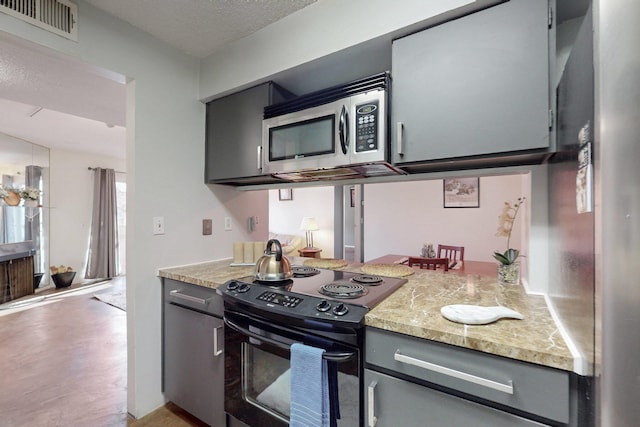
0, 34, 127, 283
343, 184, 363, 263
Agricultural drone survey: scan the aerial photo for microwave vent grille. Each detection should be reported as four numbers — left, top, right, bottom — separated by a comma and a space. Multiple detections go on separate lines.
264, 72, 389, 119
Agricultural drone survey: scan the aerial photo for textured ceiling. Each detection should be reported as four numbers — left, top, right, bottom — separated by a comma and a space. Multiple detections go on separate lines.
83, 0, 317, 58
0, 0, 317, 160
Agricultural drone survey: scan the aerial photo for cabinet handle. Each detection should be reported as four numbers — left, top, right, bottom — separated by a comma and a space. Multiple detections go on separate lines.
367, 380, 378, 427
396, 122, 404, 155
213, 325, 223, 356
257, 145, 263, 171
394, 350, 514, 394
169, 289, 209, 306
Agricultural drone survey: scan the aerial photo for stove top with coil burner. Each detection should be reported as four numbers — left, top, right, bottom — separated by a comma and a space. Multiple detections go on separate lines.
239, 267, 406, 308
319, 282, 369, 299
219, 267, 408, 326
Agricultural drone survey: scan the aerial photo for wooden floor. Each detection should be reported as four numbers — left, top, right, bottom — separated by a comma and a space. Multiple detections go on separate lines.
0, 277, 207, 427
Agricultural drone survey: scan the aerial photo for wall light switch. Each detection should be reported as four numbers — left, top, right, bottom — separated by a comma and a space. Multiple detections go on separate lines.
224, 217, 232, 231
153, 216, 165, 235
202, 219, 212, 235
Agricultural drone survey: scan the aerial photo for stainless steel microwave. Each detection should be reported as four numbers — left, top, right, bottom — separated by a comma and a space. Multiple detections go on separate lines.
261, 73, 402, 181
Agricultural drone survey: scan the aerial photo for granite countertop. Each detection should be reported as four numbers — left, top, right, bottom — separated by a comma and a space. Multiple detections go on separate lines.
158, 258, 256, 288
158, 258, 574, 373
365, 268, 574, 372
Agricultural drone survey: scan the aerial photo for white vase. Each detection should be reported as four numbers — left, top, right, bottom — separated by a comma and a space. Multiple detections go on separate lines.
23, 199, 38, 208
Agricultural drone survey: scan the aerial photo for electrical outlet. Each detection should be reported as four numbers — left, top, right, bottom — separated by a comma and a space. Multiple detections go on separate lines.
202, 219, 212, 235
153, 216, 165, 235
224, 217, 232, 231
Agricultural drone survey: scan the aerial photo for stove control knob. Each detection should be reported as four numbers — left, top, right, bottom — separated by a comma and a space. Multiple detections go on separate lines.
332, 303, 349, 316
316, 300, 332, 312
236, 282, 250, 293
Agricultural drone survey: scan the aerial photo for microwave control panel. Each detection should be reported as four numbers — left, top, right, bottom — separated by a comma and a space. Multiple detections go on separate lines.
355, 100, 379, 153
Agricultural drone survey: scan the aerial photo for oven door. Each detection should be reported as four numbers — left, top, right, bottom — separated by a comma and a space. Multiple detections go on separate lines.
224, 310, 362, 427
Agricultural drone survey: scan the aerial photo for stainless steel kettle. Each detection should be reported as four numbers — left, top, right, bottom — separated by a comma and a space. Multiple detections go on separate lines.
254, 239, 293, 281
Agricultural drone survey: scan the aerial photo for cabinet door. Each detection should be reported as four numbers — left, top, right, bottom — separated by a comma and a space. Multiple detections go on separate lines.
205, 82, 291, 182
163, 298, 224, 426
1, 262, 9, 303
365, 327, 570, 423
391, 0, 550, 164
7, 256, 34, 301
364, 370, 549, 427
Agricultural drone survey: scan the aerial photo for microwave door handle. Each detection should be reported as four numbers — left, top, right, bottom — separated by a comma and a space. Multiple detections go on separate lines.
257, 145, 262, 171
224, 317, 355, 362
339, 105, 349, 154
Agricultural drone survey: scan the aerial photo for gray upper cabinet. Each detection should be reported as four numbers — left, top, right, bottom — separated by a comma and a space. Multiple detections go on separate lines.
205, 82, 293, 184
391, 0, 552, 168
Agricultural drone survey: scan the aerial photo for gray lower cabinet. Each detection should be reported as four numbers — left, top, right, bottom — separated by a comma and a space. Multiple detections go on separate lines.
364, 370, 547, 427
365, 327, 572, 427
205, 81, 293, 184
162, 279, 225, 427
391, 0, 552, 166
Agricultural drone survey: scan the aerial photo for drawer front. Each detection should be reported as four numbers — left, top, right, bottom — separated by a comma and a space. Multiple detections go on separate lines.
365, 327, 569, 423
365, 369, 549, 427
163, 278, 223, 316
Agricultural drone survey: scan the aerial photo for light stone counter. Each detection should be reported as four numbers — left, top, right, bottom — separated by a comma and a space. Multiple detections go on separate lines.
158, 259, 574, 372
158, 258, 256, 289
365, 268, 574, 372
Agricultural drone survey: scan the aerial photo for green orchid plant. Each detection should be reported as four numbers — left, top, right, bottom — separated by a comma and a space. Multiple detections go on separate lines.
493, 197, 526, 265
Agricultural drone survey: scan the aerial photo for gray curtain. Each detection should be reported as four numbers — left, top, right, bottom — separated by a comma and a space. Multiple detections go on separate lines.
85, 168, 118, 279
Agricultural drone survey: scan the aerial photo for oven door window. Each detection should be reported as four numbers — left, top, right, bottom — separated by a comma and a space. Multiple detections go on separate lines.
269, 115, 335, 161
243, 342, 291, 423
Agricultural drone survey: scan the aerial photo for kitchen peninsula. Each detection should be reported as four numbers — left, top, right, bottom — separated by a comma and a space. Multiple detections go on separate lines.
160, 257, 580, 426
158, 257, 573, 372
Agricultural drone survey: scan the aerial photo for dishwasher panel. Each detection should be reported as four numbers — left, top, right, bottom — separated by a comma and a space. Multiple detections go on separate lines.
163, 279, 225, 427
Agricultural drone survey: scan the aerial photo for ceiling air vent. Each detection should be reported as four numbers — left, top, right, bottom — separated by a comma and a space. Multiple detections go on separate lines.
0, 0, 77, 41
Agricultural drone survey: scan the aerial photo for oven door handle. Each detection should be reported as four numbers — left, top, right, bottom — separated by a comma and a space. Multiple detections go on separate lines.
224, 317, 355, 362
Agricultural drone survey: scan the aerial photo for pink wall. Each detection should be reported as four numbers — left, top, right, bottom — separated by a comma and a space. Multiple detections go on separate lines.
363, 173, 530, 263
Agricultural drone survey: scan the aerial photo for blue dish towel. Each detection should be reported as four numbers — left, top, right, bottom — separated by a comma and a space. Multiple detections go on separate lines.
290, 343, 329, 427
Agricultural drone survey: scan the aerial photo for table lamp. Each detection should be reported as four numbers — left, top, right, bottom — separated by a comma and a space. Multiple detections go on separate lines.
300, 217, 319, 249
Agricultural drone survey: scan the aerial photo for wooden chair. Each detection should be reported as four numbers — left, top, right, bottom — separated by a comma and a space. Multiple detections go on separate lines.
437, 245, 465, 262
407, 257, 449, 271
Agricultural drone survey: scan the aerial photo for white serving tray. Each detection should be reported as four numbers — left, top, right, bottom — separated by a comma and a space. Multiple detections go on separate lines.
441, 304, 524, 325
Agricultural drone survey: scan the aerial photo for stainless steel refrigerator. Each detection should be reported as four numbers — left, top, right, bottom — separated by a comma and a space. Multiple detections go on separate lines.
551, 1, 640, 426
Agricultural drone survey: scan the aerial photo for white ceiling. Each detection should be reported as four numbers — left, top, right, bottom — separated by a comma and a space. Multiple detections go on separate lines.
0, 0, 317, 161
84, 0, 317, 59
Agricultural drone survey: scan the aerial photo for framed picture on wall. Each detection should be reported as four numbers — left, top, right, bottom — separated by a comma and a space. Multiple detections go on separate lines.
278, 188, 293, 201
443, 177, 480, 208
